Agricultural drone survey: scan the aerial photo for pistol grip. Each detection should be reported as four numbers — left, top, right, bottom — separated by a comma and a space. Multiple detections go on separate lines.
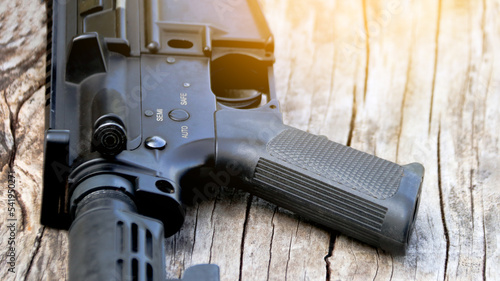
216, 109, 423, 253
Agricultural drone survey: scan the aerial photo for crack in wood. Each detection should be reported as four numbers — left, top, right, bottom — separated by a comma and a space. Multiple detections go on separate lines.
469, 169, 475, 231
437, 122, 450, 280
13, 81, 45, 231
361, 0, 370, 103
266, 207, 277, 281
2, 80, 43, 232
23, 226, 45, 281
238, 195, 252, 281
482, 204, 487, 281
323, 233, 335, 281
429, 0, 443, 135
323, 230, 337, 281
390, 255, 394, 280
414, 222, 421, 280
191, 204, 200, 256
208, 198, 218, 264
346, 85, 357, 147
3, 89, 15, 167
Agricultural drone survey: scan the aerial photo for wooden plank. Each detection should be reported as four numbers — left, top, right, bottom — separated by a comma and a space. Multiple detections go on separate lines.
431, 0, 499, 279
0, 0, 499, 280
0, 0, 60, 280
327, 0, 444, 279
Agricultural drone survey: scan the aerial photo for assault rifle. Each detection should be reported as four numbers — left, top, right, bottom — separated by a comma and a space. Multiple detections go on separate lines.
41, 0, 424, 280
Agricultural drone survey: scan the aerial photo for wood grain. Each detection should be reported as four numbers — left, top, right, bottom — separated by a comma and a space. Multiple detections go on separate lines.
0, 0, 499, 280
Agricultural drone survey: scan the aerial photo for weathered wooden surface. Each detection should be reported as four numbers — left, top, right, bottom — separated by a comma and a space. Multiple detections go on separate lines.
1, 0, 499, 280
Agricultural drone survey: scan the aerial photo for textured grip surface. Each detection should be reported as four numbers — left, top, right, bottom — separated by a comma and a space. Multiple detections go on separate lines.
267, 128, 404, 199
216, 109, 422, 252
253, 158, 388, 245
248, 127, 422, 252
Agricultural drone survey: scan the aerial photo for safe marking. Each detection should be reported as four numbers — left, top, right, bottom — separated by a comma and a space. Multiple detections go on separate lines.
180, 93, 188, 106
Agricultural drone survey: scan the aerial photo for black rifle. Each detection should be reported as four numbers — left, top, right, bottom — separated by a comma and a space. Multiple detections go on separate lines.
41, 0, 424, 280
